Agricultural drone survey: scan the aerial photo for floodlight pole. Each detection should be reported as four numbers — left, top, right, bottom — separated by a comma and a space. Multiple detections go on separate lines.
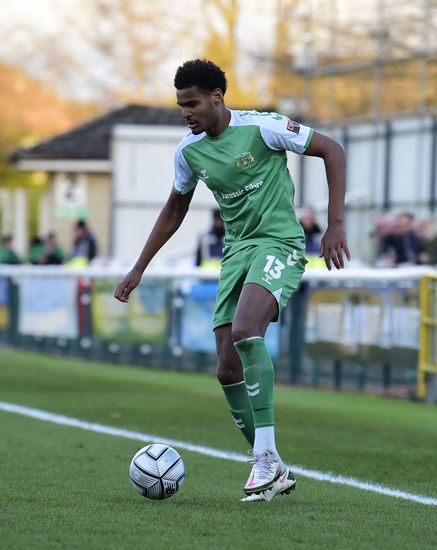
327, 0, 338, 124
372, 0, 387, 119
418, 0, 431, 113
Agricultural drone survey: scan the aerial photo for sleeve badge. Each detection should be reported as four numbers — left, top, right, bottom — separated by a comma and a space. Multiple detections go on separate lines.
287, 120, 300, 134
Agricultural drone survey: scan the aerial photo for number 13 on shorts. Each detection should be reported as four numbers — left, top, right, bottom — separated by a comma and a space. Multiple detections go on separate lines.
262, 250, 300, 281
250, 245, 306, 312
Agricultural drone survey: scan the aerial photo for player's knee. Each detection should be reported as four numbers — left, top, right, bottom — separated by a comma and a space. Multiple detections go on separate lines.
216, 357, 242, 385
231, 324, 253, 344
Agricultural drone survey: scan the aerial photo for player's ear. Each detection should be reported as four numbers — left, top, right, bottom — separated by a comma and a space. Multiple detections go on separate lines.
212, 89, 223, 105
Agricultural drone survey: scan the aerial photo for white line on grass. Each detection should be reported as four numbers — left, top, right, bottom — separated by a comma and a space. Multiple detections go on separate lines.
1, 401, 437, 507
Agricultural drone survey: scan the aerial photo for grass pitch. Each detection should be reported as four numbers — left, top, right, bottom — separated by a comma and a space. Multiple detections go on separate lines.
1, 348, 437, 549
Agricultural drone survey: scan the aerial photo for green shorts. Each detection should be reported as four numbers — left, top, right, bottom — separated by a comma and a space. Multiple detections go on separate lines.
213, 241, 307, 329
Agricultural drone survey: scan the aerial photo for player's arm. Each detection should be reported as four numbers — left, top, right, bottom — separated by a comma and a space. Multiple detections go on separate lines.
114, 188, 194, 302
303, 131, 351, 270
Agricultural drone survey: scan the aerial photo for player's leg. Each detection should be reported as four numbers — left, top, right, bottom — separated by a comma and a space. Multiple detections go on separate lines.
213, 248, 255, 446
232, 283, 277, 438
232, 283, 283, 493
215, 324, 254, 446
233, 243, 307, 497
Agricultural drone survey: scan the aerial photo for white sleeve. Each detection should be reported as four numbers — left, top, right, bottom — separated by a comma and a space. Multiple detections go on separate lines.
257, 113, 314, 154
173, 147, 198, 195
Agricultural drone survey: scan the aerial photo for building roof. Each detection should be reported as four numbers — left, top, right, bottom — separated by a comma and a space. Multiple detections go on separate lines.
11, 104, 185, 163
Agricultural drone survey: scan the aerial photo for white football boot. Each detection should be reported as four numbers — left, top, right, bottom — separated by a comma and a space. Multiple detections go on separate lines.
241, 468, 296, 502
243, 450, 282, 495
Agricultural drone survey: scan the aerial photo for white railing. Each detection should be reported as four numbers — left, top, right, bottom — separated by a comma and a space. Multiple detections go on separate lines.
0, 264, 435, 282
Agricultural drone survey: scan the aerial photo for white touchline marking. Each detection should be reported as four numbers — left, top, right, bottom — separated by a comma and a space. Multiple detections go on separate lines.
1, 401, 437, 507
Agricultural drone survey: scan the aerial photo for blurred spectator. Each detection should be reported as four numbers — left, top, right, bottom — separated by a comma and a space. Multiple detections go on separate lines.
416, 218, 437, 265
299, 207, 324, 269
378, 212, 429, 266
42, 232, 64, 264
299, 207, 322, 255
195, 209, 225, 269
369, 214, 396, 266
0, 235, 21, 264
27, 237, 45, 264
69, 220, 97, 265
27, 233, 64, 265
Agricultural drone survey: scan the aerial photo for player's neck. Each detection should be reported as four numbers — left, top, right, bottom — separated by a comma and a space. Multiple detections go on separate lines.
207, 107, 231, 138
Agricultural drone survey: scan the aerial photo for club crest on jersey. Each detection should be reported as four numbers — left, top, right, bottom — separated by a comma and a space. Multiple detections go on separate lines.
287, 120, 300, 134
235, 152, 256, 170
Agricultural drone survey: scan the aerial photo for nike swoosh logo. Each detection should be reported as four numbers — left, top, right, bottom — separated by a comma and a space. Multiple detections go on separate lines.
247, 475, 256, 487
278, 472, 288, 484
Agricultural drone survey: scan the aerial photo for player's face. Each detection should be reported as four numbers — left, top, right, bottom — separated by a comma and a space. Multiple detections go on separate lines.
176, 86, 221, 135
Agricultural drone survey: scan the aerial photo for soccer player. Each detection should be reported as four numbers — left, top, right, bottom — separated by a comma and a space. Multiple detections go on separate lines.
114, 59, 350, 502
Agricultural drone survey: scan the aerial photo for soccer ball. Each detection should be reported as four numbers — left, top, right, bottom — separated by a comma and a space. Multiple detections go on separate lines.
129, 443, 185, 500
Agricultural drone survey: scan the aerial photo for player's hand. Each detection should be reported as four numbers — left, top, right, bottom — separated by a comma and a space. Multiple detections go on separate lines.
114, 269, 143, 302
319, 222, 351, 271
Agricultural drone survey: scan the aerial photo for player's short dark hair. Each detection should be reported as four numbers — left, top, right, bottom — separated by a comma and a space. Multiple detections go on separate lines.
174, 59, 227, 95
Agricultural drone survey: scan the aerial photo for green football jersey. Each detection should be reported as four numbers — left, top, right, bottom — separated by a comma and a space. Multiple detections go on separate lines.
173, 109, 314, 254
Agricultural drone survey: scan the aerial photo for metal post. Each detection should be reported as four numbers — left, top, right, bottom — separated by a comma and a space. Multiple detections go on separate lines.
382, 364, 391, 394
355, 363, 366, 392
333, 360, 342, 390
299, 154, 306, 207
429, 118, 437, 212
418, 276, 429, 399
383, 121, 392, 211
288, 284, 308, 384
309, 358, 319, 388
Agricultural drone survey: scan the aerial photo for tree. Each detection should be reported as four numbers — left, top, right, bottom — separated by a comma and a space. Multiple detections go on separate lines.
0, 61, 97, 236
252, 0, 437, 121
63, 0, 176, 104
0, 0, 178, 106
269, 0, 305, 114
198, 0, 243, 105
0, 0, 435, 120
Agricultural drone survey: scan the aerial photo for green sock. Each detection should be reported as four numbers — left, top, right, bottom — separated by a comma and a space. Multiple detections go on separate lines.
221, 381, 255, 446
234, 336, 274, 428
